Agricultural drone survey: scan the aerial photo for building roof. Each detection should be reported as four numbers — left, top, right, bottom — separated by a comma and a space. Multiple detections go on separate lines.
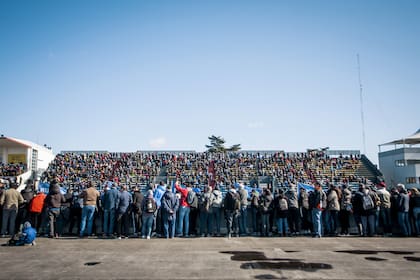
380, 129, 420, 146
0, 136, 53, 153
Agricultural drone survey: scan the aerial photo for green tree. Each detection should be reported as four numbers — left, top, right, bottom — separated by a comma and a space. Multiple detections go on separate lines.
205, 135, 241, 153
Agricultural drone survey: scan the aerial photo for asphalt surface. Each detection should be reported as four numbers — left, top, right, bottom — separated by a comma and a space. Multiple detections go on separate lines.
1, 236, 420, 280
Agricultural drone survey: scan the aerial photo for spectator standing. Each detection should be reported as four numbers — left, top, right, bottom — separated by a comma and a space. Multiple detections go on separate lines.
326, 185, 340, 236
79, 181, 100, 238
45, 182, 66, 238
250, 188, 260, 235
397, 183, 411, 237
223, 184, 240, 238
286, 185, 300, 235
1, 182, 24, 237
174, 181, 190, 237
132, 186, 144, 237
310, 182, 326, 238
102, 183, 119, 237
259, 188, 273, 237
29, 190, 46, 233
199, 186, 214, 237
339, 184, 352, 235
211, 185, 223, 236
161, 184, 179, 239
274, 190, 289, 237
376, 181, 392, 236
298, 187, 311, 235
141, 190, 157, 239
116, 185, 133, 239
237, 183, 249, 236
409, 187, 420, 236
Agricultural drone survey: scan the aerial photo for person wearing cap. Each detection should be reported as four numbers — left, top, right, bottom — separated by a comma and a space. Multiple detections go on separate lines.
397, 183, 411, 237
1, 182, 24, 237
339, 184, 352, 236
116, 185, 133, 239
310, 182, 326, 238
376, 181, 392, 236
131, 186, 144, 237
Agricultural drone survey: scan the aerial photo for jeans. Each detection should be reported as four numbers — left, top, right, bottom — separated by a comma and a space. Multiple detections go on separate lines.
200, 211, 212, 235
413, 207, 420, 235
378, 207, 392, 234
312, 209, 322, 237
103, 209, 116, 236
398, 212, 411, 237
288, 207, 301, 234
225, 210, 239, 235
327, 210, 339, 235
116, 211, 130, 237
251, 207, 259, 233
177, 206, 190, 236
1, 208, 18, 236
142, 214, 154, 237
361, 214, 376, 236
163, 212, 176, 238
276, 217, 288, 235
80, 205, 96, 236
48, 208, 61, 237
211, 207, 221, 235
239, 206, 248, 235
261, 213, 270, 236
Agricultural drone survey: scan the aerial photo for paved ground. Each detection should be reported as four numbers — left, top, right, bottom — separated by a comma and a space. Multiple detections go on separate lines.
1, 236, 420, 280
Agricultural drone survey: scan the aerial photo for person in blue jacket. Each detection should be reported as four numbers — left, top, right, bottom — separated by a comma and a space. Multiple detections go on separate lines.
8, 221, 37, 246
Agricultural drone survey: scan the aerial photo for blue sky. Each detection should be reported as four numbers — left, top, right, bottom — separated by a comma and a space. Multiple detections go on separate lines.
1, 0, 419, 164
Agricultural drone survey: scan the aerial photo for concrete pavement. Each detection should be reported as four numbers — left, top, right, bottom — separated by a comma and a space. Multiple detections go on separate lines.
1, 236, 420, 279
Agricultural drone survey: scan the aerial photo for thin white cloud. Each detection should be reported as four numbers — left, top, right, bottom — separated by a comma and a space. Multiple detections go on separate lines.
149, 137, 167, 149
247, 121, 265, 129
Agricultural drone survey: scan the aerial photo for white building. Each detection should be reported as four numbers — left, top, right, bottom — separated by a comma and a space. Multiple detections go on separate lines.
0, 136, 55, 189
378, 129, 420, 189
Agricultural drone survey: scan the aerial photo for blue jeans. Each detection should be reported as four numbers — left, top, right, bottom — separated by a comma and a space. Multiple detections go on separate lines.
312, 209, 322, 237
327, 210, 339, 235
276, 217, 288, 235
177, 206, 190, 236
163, 212, 176, 238
211, 207, 221, 235
142, 214, 154, 237
413, 207, 420, 235
361, 214, 376, 236
80, 205, 96, 236
103, 209, 116, 236
239, 206, 248, 235
398, 212, 411, 236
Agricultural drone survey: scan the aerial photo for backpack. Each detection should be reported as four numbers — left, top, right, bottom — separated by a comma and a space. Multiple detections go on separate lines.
187, 191, 196, 206
233, 192, 241, 210
362, 193, 375, 210
279, 198, 288, 211
145, 198, 156, 213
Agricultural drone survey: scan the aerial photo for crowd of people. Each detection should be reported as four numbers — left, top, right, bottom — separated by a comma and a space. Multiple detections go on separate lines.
1, 150, 418, 243
1, 177, 420, 242
39, 151, 366, 192
0, 163, 26, 177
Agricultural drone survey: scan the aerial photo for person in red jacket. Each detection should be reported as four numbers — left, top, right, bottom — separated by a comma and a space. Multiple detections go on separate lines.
175, 181, 191, 237
29, 190, 46, 233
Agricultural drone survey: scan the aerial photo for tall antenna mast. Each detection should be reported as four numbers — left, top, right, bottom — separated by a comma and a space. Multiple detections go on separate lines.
357, 54, 367, 155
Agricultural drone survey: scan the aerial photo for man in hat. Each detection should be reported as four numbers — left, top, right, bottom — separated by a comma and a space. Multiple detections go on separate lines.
161, 184, 179, 239
397, 183, 411, 237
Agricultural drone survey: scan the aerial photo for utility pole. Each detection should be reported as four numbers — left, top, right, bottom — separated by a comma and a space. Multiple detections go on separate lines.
357, 54, 367, 155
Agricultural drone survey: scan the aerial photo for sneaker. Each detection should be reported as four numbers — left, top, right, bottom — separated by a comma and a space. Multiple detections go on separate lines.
118, 237, 122, 240
31, 241, 36, 246
147, 236, 150, 240
141, 235, 146, 239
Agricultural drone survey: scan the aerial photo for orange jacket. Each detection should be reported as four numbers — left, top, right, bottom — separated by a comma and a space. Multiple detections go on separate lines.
29, 193, 46, 213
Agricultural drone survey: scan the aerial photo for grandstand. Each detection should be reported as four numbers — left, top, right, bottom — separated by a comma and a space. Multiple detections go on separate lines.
39, 149, 382, 193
